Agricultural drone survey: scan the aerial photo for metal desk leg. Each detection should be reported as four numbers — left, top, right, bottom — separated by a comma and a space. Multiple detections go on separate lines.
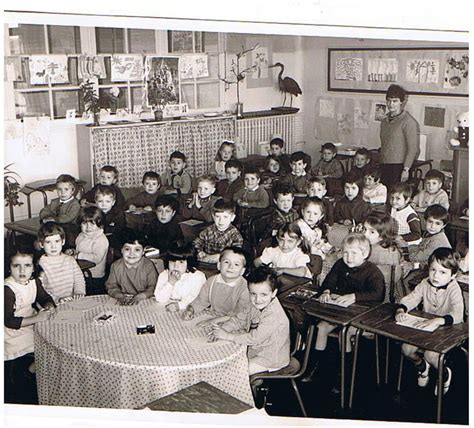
25, 193, 32, 218
397, 353, 404, 391
349, 328, 362, 409
339, 325, 347, 408
385, 337, 390, 384
437, 353, 445, 424
375, 334, 380, 385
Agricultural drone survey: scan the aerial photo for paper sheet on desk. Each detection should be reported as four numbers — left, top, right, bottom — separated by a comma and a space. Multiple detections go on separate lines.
180, 219, 204, 226
318, 296, 355, 308
396, 314, 439, 332
50, 310, 84, 324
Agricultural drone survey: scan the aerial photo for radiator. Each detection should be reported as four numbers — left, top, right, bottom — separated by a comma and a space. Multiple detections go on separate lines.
236, 113, 304, 155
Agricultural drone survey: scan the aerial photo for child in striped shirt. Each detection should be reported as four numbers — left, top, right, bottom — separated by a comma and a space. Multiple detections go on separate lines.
37, 222, 86, 303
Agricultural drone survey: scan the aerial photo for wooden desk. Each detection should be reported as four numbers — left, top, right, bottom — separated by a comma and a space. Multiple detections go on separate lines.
303, 298, 381, 408
4, 216, 41, 247
142, 381, 252, 414
349, 303, 468, 423
277, 273, 312, 296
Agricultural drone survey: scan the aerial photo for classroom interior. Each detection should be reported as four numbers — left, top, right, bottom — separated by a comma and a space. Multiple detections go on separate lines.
3, 14, 469, 426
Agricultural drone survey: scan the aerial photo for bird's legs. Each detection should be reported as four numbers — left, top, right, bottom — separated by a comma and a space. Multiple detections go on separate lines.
290, 95, 293, 108
282, 93, 287, 107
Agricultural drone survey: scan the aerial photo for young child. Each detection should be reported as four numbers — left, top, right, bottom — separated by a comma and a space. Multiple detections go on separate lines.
306, 176, 334, 226
194, 200, 243, 263
182, 246, 250, 321
395, 248, 464, 395
255, 223, 312, 278
162, 151, 193, 196
37, 222, 86, 303
143, 195, 184, 254
362, 212, 402, 301
351, 148, 372, 181
389, 182, 422, 246
271, 182, 300, 236
296, 197, 332, 260
105, 232, 158, 305
261, 155, 285, 191
362, 165, 388, 205
334, 172, 371, 226
311, 142, 344, 180
213, 140, 236, 181
233, 166, 270, 209
154, 241, 206, 312
269, 135, 291, 173
4, 250, 55, 367
208, 266, 290, 375
66, 206, 109, 295
283, 151, 311, 194
81, 165, 125, 210
94, 185, 126, 252
39, 174, 81, 247
411, 169, 450, 214
401, 205, 452, 295
303, 233, 384, 382
185, 174, 221, 223
216, 159, 244, 201
126, 171, 164, 213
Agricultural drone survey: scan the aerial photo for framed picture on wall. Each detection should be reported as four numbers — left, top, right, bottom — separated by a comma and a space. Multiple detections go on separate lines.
328, 47, 468, 97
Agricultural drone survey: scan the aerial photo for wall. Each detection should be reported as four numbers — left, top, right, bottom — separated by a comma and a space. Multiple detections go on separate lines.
301, 37, 469, 166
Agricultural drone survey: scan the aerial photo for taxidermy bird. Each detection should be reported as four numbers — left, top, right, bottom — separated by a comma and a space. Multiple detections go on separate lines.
269, 62, 302, 107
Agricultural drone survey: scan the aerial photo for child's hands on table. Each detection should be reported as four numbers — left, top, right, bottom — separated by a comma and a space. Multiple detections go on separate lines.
319, 290, 331, 303
343, 219, 353, 226
417, 318, 444, 330
395, 309, 408, 322
165, 302, 180, 312
130, 293, 147, 305
182, 305, 194, 320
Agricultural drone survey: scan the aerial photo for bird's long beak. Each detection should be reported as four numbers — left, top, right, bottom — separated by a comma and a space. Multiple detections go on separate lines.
268, 64, 277, 69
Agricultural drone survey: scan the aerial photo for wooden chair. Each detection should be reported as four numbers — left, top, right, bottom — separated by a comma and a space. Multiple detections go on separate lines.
249, 324, 315, 417
245, 208, 273, 257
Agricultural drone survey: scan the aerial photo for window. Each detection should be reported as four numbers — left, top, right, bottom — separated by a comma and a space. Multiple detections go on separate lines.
9, 24, 82, 119
168, 31, 221, 110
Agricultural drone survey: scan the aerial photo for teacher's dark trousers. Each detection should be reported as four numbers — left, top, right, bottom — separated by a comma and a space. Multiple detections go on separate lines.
380, 163, 403, 190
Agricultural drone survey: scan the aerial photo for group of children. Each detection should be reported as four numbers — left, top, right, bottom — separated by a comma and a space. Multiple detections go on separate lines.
4, 136, 466, 401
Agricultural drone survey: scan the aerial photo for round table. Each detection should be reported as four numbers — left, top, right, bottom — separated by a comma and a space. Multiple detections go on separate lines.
34, 296, 254, 409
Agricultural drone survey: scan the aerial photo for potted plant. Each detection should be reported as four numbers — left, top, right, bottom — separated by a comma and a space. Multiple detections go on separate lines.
4, 163, 23, 222
80, 79, 101, 126
146, 63, 178, 121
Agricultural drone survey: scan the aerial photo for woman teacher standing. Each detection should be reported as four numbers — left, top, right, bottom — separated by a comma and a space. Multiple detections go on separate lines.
380, 84, 420, 188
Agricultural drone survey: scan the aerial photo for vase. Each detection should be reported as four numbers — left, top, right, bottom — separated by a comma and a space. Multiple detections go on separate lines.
93, 112, 100, 126
154, 109, 163, 121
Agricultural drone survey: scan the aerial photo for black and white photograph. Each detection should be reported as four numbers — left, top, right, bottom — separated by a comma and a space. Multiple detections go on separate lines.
3, 1, 470, 427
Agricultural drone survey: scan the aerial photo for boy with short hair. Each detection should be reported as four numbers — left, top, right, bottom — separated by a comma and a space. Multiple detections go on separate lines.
162, 151, 193, 196
412, 169, 450, 214
362, 165, 388, 205
334, 172, 371, 225
269, 136, 291, 173
306, 176, 334, 226
233, 166, 270, 209
95, 185, 126, 252
352, 148, 372, 181
271, 182, 299, 235
216, 159, 244, 201
37, 222, 86, 303
311, 143, 344, 180
81, 165, 125, 210
105, 232, 158, 305
39, 174, 81, 247
396, 248, 464, 395
185, 174, 221, 222
143, 195, 183, 254
302, 233, 384, 382
193, 200, 243, 263
282, 151, 311, 194
182, 246, 250, 321
209, 266, 290, 375
126, 171, 164, 212
389, 182, 422, 246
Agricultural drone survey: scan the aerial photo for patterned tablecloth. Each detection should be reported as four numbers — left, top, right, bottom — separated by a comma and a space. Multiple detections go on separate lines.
34, 296, 254, 409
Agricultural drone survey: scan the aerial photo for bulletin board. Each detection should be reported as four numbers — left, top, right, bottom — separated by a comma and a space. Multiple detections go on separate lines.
328, 47, 469, 97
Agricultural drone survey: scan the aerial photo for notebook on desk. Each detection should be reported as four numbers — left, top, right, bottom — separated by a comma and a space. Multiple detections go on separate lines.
396, 313, 439, 332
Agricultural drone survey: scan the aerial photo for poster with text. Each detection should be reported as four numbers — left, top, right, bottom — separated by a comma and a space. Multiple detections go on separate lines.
29, 55, 68, 85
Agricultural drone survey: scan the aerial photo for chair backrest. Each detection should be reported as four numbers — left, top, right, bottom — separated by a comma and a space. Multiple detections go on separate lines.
247, 209, 273, 249
377, 263, 402, 303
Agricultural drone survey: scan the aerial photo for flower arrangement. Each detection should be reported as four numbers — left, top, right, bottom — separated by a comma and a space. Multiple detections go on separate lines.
146, 63, 178, 119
